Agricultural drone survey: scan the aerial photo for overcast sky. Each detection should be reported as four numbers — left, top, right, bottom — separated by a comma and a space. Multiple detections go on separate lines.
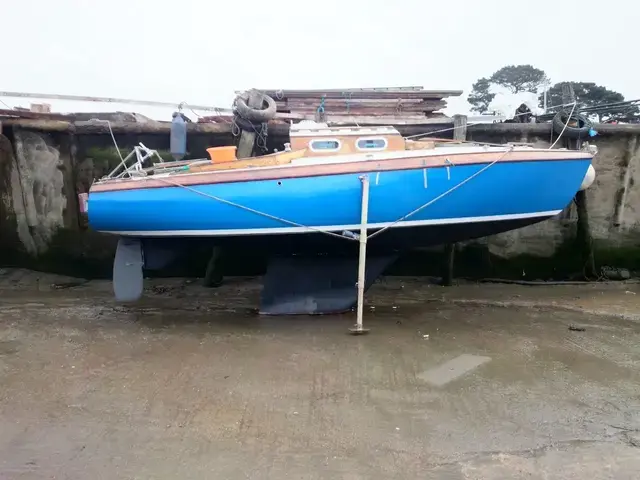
2, 0, 638, 119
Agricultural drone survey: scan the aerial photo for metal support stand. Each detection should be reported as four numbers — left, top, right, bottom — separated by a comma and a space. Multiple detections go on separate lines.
350, 175, 371, 335
203, 245, 224, 288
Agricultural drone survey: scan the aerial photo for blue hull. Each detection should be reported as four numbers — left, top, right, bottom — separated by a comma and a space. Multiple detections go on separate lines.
89, 159, 591, 248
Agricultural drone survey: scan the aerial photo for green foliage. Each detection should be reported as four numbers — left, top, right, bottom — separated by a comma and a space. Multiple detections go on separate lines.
85, 147, 130, 169
468, 78, 496, 114
489, 65, 548, 94
469, 65, 548, 113
85, 147, 173, 169
541, 82, 639, 122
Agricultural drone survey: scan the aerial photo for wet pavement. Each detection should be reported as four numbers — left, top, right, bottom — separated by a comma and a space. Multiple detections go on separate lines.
1, 269, 640, 479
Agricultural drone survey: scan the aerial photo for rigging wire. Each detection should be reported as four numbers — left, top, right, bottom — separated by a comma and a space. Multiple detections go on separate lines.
406, 95, 639, 143
144, 146, 514, 244
91, 90, 604, 244
404, 107, 556, 141
152, 176, 358, 241
547, 98, 640, 114
368, 146, 515, 239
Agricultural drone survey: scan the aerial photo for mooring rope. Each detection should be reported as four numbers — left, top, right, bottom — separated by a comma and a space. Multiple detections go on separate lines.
148, 147, 513, 243
152, 176, 357, 241
367, 146, 515, 239
548, 101, 578, 149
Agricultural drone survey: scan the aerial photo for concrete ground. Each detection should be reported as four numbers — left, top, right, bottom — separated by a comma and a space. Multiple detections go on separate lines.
1, 269, 640, 479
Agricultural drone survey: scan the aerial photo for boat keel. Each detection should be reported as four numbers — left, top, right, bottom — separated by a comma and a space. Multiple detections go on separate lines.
113, 237, 144, 302
259, 253, 397, 315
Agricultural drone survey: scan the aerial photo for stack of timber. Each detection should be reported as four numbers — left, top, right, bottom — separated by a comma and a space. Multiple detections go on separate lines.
252, 86, 462, 126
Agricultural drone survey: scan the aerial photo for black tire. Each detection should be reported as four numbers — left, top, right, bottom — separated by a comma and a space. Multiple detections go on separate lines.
552, 111, 592, 139
234, 91, 276, 123
233, 115, 264, 132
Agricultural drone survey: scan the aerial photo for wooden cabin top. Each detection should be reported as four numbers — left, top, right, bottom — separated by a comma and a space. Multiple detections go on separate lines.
289, 123, 407, 156
93, 118, 591, 186
145, 123, 446, 176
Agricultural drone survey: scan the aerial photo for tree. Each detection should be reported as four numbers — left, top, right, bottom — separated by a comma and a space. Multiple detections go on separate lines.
541, 82, 639, 123
468, 65, 548, 113
489, 65, 549, 94
468, 77, 495, 114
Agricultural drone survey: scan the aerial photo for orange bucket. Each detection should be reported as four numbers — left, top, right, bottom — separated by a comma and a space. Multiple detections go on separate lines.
206, 146, 237, 163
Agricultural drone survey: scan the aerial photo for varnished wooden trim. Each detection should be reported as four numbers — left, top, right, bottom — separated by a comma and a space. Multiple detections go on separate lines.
90, 150, 591, 193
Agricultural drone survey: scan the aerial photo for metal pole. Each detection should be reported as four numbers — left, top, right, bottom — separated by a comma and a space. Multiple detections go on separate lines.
0, 90, 305, 120
0, 90, 234, 114
350, 175, 370, 335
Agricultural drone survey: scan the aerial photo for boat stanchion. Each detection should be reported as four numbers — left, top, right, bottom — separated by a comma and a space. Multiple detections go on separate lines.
350, 175, 371, 335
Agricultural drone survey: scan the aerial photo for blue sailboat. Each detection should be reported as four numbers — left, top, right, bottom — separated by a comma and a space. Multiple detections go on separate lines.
88, 123, 596, 312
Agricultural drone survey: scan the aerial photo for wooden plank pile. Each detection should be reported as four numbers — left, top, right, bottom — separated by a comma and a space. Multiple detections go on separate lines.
255, 86, 462, 125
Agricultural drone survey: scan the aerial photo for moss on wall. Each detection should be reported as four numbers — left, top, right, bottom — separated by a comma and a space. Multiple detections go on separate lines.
3, 223, 639, 281
389, 237, 640, 281
0, 228, 116, 278
2, 125, 640, 281
85, 146, 174, 169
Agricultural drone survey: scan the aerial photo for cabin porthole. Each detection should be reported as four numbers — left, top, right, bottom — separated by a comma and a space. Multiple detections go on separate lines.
356, 137, 388, 151
309, 139, 341, 152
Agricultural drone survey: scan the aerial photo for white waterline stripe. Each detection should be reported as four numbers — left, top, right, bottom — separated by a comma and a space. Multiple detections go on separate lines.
101, 210, 561, 237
